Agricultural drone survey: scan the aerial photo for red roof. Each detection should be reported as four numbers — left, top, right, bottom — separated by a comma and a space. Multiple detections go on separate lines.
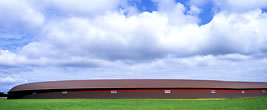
9, 79, 267, 92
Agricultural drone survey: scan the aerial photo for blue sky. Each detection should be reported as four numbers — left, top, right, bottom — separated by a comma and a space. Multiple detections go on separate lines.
1, 0, 267, 93
126, 0, 214, 25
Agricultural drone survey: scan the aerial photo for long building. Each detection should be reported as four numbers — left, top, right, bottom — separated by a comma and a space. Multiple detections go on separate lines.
8, 79, 267, 99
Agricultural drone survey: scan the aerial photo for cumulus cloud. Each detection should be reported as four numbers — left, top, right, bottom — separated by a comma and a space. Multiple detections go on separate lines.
153, 0, 200, 25
205, 10, 267, 54
1, 3, 267, 67
0, 0, 45, 51
1, 4, 267, 67
152, 0, 176, 11
213, 0, 267, 12
190, 0, 267, 12
0, 76, 25, 85
28, 0, 123, 17
188, 5, 202, 16
0, 0, 45, 31
11, 54, 267, 84
0, 74, 27, 92
18, 9, 200, 61
0, 50, 27, 66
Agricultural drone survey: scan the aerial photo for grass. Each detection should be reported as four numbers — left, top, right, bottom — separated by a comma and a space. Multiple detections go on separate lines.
0, 97, 267, 110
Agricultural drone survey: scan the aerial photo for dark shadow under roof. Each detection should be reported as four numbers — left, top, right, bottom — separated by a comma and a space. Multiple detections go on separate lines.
9, 79, 267, 92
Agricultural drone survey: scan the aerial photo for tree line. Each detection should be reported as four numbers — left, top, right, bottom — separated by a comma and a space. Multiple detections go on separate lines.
0, 92, 8, 97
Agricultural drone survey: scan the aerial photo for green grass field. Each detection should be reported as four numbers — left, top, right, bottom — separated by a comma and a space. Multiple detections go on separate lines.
1, 97, 267, 110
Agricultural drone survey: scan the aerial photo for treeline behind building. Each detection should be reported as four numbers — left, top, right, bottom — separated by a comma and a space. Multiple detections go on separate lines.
0, 92, 8, 97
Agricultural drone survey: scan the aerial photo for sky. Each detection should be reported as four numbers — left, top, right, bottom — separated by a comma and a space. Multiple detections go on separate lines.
1, 0, 267, 93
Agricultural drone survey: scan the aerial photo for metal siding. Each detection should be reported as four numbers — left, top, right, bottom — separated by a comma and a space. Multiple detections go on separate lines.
9, 89, 267, 99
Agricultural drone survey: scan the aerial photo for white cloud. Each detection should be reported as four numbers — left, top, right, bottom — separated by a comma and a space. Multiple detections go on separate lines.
153, 0, 199, 25
0, 50, 27, 65
263, 58, 267, 63
213, 0, 267, 12
0, 74, 27, 92
218, 54, 251, 61
152, 0, 176, 11
188, 5, 202, 16
13, 4, 201, 61
190, 0, 267, 12
13, 54, 267, 83
1, 6, 267, 66
203, 9, 267, 54
0, 0, 45, 30
29, 0, 123, 16
0, 76, 25, 84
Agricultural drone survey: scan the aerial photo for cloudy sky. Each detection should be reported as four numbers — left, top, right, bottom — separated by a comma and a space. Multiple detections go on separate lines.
1, 0, 267, 92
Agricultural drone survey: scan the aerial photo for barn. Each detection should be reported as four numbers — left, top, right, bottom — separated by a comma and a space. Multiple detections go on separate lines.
8, 79, 267, 99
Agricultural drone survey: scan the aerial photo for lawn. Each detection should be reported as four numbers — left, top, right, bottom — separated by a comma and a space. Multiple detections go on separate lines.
0, 97, 267, 110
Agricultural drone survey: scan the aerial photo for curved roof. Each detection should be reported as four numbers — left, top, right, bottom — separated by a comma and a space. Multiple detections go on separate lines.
9, 79, 267, 92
